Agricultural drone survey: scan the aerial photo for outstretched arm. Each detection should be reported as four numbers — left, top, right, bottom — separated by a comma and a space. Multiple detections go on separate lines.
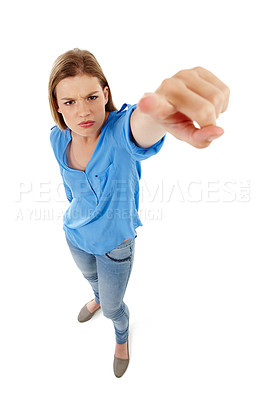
130, 67, 230, 149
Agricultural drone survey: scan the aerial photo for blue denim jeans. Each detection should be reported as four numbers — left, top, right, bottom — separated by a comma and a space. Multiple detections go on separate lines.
65, 232, 136, 344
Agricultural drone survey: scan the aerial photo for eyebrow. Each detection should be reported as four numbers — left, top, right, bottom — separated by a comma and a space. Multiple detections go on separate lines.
60, 91, 100, 101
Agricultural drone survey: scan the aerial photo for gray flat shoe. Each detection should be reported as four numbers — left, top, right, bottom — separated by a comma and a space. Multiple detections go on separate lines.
113, 340, 129, 378
77, 300, 101, 323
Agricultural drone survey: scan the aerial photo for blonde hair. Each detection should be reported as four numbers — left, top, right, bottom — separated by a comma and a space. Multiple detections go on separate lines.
48, 48, 117, 130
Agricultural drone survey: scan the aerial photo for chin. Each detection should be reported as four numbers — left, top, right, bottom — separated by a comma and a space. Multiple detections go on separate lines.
74, 125, 99, 137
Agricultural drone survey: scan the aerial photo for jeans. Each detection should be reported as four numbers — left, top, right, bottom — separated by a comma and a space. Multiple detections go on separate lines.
65, 232, 136, 344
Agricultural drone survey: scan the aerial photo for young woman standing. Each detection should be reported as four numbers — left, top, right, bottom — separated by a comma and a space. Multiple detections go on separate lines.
48, 48, 229, 378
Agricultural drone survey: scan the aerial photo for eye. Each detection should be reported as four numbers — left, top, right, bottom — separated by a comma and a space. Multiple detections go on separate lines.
64, 100, 74, 105
88, 96, 98, 101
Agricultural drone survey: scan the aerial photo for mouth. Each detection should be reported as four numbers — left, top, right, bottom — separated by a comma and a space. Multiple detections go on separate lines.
78, 120, 95, 128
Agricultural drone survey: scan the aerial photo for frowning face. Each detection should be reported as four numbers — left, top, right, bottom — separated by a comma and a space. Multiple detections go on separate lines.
56, 73, 109, 139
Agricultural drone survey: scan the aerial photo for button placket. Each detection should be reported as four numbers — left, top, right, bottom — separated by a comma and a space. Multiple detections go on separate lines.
86, 172, 99, 206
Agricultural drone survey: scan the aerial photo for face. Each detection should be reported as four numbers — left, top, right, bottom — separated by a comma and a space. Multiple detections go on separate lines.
55, 73, 109, 139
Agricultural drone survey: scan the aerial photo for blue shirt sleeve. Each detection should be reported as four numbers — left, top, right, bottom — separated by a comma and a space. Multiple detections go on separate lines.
60, 167, 73, 203
115, 104, 166, 161
50, 127, 73, 203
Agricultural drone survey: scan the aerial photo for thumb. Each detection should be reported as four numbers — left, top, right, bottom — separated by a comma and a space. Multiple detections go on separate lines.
138, 93, 176, 120
190, 125, 225, 148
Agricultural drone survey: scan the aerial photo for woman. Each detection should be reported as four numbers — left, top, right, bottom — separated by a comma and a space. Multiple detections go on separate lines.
48, 48, 229, 378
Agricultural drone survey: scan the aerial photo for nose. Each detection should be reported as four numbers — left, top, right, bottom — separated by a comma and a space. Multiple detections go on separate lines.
77, 100, 90, 117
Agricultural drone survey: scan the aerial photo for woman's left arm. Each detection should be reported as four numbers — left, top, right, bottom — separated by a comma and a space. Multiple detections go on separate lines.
130, 67, 230, 149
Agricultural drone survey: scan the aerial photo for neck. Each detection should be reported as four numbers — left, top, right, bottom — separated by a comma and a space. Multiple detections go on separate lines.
71, 130, 100, 145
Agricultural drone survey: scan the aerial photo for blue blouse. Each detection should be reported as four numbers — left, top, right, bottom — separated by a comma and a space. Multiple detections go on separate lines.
50, 103, 166, 255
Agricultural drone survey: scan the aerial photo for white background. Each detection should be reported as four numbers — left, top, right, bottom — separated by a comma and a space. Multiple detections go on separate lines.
1, 0, 266, 398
